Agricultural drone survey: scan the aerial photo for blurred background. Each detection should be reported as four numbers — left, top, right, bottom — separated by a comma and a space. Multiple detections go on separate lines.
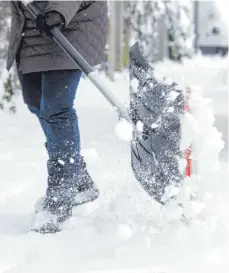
105, 0, 228, 74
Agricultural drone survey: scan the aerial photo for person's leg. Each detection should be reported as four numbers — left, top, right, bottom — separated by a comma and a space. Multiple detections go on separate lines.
28, 69, 99, 233
41, 70, 82, 161
40, 70, 83, 213
17, 70, 48, 138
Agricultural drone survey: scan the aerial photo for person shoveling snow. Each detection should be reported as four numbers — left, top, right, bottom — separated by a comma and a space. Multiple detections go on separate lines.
7, 1, 107, 233
6, 0, 202, 233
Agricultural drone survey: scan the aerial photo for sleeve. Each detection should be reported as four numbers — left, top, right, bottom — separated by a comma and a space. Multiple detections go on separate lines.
45, 1, 82, 27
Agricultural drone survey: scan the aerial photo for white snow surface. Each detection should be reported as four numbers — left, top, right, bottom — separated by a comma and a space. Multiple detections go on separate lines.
114, 119, 133, 142
0, 55, 228, 273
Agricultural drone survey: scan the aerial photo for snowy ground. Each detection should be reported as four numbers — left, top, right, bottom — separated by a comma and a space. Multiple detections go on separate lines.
0, 56, 228, 273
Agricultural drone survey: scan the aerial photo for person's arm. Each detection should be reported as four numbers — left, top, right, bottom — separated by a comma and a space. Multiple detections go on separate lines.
44, 1, 82, 27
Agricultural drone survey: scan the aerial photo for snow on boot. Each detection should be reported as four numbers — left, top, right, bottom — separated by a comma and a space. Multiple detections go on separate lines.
73, 157, 100, 206
31, 157, 79, 233
31, 198, 73, 233
34, 156, 99, 213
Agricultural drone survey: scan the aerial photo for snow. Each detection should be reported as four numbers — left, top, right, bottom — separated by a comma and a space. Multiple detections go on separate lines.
180, 112, 198, 150
58, 159, 65, 165
82, 148, 99, 164
114, 118, 133, 142
167, 90, 179, 101
136, 121, 144, 133
215, 1, 229, 26
130, 78, 138, 94
0, 55, 228, 273
20, 0, 33, 4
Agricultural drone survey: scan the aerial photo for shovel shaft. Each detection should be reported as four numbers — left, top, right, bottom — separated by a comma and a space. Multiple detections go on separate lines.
23, 1, 131, 123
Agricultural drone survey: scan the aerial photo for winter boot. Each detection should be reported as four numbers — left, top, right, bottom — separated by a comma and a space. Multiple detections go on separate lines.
34, 157, 99, 211
31, 157, 80, 233
32, 151, 99, 233
42, 143, 99, 205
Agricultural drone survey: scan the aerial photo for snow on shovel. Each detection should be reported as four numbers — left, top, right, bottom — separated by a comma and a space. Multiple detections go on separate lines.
23, 1, 186, 205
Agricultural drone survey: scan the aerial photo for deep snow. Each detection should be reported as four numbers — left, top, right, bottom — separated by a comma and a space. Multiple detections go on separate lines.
0, 55, 228, 273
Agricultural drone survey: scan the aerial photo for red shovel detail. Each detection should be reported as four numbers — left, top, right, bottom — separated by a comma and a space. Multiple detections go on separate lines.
185, 87, 192, 177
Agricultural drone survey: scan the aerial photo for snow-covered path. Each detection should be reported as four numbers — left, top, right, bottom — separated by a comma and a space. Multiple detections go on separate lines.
0, 57, 228, 273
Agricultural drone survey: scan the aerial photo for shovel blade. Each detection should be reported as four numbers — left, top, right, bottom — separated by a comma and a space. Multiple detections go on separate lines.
129, 42, 185, 204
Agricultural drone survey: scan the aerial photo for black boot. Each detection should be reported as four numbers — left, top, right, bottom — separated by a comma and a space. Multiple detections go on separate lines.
32, 158, 78, 233
32, 154, 99, 233
44, 141, 99, 202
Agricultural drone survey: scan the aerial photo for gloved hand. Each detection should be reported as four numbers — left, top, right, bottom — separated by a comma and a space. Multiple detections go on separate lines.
36, 11, 65, 34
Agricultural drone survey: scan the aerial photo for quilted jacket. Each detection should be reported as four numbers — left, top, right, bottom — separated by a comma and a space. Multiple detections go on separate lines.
6, 1, 108, 74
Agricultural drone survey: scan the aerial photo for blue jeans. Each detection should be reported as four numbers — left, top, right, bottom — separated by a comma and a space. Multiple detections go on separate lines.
17, 69, 83, 204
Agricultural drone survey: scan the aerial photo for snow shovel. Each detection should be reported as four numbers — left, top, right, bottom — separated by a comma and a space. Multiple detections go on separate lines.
23, 1, 185, 205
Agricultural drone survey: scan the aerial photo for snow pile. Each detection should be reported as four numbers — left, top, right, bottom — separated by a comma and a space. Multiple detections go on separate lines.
155, 54, 228, 91
113, 54, 226, 228
153, 59, 226, 227
180, 111, 198, 150
163, 90, 223, 225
